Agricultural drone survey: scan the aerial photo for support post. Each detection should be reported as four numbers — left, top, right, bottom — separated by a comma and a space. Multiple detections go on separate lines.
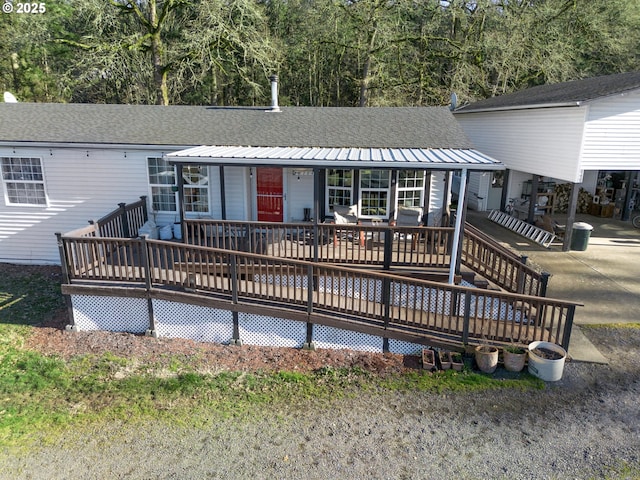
527, 175, 539, 223
229, 253, 241, 345
118, 202, 130, 238
177, 164, 186, 227
219, 166, 227, 220
500, 169, 511, 212
562, 182, 580, 252
539, 272, 551, 297
56, 232, 77, 331
562, 305, 576, 351
140, 195, 149, 223
462, 292, 472, 345
448, 168, 467, 284
139, 236, 156, 337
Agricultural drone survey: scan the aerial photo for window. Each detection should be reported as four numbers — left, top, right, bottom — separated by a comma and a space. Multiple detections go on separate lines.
326, 169, 353, 212
360, 170, 391, 217
148, 157, 177, 212
183, 166, 209, 213
396, 170, 425, 208
1, 157, 47, 206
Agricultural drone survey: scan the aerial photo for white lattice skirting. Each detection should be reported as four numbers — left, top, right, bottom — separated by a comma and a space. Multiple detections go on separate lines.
69, 294, 424, 355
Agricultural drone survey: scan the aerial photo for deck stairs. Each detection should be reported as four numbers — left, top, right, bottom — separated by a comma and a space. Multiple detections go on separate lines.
488, 210, 556, 248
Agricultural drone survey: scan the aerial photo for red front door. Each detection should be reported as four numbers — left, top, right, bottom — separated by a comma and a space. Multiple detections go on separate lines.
256, 167, 283, 222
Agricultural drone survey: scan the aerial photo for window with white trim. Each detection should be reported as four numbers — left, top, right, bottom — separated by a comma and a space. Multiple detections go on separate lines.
182, 166, 209, 213
326, 169, 353, 213
1, 157, 48, 206
148, 157, 177, 213
396, 170, 425, 208
360, 169, 391, 218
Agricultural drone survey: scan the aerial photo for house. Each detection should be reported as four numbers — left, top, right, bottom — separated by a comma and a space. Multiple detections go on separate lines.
454, 71, 640, 249
1, 87, 579, 355
0, 80, 501, 265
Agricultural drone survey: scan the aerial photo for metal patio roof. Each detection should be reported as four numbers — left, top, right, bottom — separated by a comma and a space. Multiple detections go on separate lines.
167, 145, 503, 171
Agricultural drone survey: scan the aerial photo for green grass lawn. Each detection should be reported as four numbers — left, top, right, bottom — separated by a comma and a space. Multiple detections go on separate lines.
0, 264, 545, 447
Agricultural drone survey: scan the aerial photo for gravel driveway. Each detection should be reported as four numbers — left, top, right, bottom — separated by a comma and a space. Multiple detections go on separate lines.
2, 326, 639, 480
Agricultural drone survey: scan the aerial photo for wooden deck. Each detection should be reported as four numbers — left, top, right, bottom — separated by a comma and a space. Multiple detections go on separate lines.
60, 236, 577, 350
57, 201, 570, 350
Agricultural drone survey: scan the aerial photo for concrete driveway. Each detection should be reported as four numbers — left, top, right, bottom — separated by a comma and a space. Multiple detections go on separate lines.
465, 210, 640, 362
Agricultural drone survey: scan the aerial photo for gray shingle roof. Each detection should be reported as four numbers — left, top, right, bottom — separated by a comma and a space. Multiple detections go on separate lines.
455, 71, 640, 113
0, 103, 475, 149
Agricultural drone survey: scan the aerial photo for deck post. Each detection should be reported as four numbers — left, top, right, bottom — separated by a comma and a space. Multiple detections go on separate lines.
382, 277, 391, 331
540, 272, 550, 297
139, 195, 149, 223
561, 305, 576, 351
304, 323, 315, 350
56, 232, 77, 331
383, 226, 393, 271
139, 236, 156, 336
306, 264, 314, 314
229, 253, 241, 344
461, 292, 472, 345
118, 203, 130, 238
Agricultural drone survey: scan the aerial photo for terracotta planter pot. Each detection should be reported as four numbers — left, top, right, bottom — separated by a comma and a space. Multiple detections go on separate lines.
438, 351, 452, 370
450, 353, 465, 371
503, 347, 527, 372
475, 345, 499, 373
422, 348, 436, 371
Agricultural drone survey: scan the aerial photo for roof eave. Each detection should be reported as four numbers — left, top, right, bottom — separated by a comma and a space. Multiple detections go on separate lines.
454, 101, 582, 114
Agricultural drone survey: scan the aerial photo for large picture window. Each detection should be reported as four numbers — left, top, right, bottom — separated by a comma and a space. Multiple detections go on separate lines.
1, 157, 47, 206
396, 170, 425, 208
326, 169, 353, 213
360, 170, 391, 218
148, 157, 177, 212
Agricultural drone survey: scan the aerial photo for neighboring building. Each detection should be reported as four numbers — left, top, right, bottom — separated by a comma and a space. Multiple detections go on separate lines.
0, 94, 501, 264
454, 71, 640, 247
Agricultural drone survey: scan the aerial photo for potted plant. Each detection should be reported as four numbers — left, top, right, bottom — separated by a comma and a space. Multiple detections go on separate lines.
503, 345, 527, 372
422, 348, 436, 371
474, 345, 499, 373
528, 341, 567, 381
438, 350, 452, 370
450, 352, 464, 371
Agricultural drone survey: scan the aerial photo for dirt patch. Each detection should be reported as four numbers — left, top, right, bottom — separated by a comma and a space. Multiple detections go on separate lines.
25, 282, 420, 376
0, 263, 417, 375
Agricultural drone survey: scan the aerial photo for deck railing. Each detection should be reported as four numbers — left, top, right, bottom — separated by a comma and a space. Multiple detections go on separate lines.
58, 235, 578, 350
184, 219, 454, 269
461, 222, 549, 296
89, 196, 148, 238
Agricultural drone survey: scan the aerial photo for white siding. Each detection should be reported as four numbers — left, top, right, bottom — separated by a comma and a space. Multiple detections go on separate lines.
0, 146, 157, 264
466, 172, 491, 211
456, 107, 587, 183
223, 167, 249, 220
581, 91, 640, 170
286, 170, 315, 222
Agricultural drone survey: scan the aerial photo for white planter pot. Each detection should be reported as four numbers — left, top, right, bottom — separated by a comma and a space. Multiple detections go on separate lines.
528, 341, 567, 382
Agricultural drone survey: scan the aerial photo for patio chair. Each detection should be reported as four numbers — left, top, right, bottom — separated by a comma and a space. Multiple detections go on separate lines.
392, 206, 424, 249
332, 205, 358, 244
332, 205, 358, 225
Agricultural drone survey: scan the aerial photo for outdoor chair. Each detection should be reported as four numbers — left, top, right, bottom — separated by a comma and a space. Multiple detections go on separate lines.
332, 205, 358, 244
332, 205, 359, 225
392, 206, 424, 249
